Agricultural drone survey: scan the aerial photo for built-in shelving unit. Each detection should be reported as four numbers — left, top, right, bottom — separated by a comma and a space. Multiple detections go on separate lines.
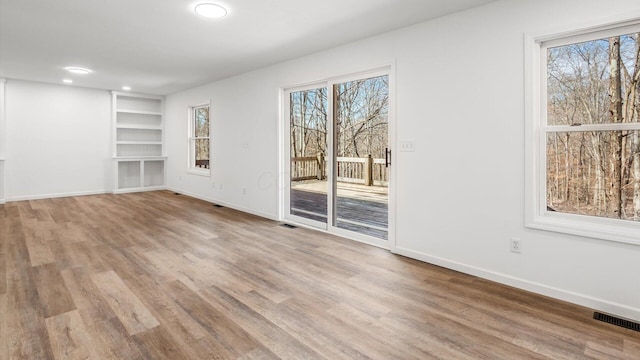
112, 92, 166, 193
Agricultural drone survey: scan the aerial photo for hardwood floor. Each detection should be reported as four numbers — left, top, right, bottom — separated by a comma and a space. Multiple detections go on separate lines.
1, 191, 639, 359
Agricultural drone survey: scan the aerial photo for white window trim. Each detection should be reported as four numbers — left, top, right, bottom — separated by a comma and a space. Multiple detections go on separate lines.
188, 103, 211, 176
524, 17, 640, 246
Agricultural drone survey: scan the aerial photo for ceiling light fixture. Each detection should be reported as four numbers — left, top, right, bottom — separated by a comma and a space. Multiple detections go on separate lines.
122, 86, 131, 91
65, 66, 92, 75
194, 3, 227, 18
63, 79, 73, 84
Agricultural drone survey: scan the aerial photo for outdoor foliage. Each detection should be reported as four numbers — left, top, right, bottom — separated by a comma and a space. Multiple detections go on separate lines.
194, 106, 210, 168
546, 32, 640, 220
289, 75, 389, 159
290, 88, 327, 158
335, 76, 389, 158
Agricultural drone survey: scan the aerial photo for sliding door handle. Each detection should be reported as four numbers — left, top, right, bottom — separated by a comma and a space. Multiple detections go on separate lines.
385, 148, 391, 168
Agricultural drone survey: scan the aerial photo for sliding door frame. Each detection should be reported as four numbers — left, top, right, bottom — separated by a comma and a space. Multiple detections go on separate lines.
282, 82, 332, 230
280, 64, 396, 251
326, 67, 394, 249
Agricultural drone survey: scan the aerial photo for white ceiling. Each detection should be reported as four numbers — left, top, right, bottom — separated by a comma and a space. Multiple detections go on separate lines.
0, 0, 496, 95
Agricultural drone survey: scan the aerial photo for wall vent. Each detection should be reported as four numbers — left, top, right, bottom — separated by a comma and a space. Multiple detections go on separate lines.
593, 312, 640, 332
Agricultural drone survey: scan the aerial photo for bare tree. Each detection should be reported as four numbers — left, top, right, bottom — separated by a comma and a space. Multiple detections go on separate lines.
335, 76, 389, 158
608, 36, 623, 217
547, 33, 640, 220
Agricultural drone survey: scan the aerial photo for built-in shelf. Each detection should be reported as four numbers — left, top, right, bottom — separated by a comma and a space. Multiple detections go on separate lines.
116, 124, 163, 130
112, 92, 166, 193
113, 156, 167, 160
117, 109, 163, 116
116, 141, 163, 145
114, 158, 166, 194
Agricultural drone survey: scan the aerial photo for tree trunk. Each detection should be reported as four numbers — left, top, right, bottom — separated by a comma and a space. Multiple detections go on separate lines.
579, 138, 586, 206
300, 92, 307, 156
553, 134, 560, 204
629, 34, 640, 219
592, 133, 606, 214
290, 94, 298, 158
609, 36, 624, 218
564, 133, 571, 201
634, 130, 640, 219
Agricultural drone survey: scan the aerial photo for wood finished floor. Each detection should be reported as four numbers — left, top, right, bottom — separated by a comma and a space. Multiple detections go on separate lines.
1, 191, 639, 360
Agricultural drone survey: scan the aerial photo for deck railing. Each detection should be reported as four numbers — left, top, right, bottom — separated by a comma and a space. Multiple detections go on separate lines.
291, 154, 388, 186
195, 160, 210, 169
291, 154, 325, 181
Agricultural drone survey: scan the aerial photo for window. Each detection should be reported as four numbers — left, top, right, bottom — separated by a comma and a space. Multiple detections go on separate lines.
527, 20, 640, 244
189, 104, 210, 175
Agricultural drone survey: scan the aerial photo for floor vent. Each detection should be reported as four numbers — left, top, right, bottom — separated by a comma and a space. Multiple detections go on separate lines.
281, 223, 297, 229
594, 312, 640, 332
213, 204, 224, 208
174, 193, 181, 195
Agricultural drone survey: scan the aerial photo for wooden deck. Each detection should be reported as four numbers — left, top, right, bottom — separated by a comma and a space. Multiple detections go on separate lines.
290, 180, 388, 239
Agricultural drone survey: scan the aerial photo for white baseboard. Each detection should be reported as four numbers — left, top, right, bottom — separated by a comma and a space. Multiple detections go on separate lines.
394, 247, 640, 322
168, 187, 279, 221
6, 189, 109, 202
113, 186, 167, 194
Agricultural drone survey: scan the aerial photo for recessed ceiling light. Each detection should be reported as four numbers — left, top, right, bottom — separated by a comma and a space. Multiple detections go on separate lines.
65, 66, 92, 75
63, 79, 73, 84
194, 3, 227, 18
122, 86, 131, 91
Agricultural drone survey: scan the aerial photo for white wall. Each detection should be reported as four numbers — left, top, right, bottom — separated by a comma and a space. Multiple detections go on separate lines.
5, 80, 111, 200
165, 74, 285, 219
165, 0, 640, 320
0, 79, 6, 203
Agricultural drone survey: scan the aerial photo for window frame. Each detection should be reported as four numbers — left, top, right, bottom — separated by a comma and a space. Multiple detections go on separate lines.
525, 18, 640, 246
188, 103, 211, 176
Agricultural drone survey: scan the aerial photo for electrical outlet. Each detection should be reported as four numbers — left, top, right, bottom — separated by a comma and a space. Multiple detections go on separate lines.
511, 238, 521, 253
242, 187, 247, 195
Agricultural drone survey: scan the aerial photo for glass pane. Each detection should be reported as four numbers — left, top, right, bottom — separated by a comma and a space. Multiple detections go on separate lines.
289, 88, 328, 224
546, 131, 640, 220
195, 139, 209, 169
547, 33, 640, 125
194, 107, 209, 137
334, 75, 389, 239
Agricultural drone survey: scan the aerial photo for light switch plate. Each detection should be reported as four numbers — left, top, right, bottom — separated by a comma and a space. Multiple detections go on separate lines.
399, 140, 415, 152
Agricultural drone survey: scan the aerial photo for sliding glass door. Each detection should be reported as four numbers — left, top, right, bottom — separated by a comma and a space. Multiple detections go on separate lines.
333, 75, 389, 240
287, 86, 329, 227
284, 71, 391, 246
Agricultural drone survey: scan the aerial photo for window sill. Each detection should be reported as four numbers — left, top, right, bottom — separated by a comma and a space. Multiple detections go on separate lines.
527, 212, 640, 246
187, 168, 211, 177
